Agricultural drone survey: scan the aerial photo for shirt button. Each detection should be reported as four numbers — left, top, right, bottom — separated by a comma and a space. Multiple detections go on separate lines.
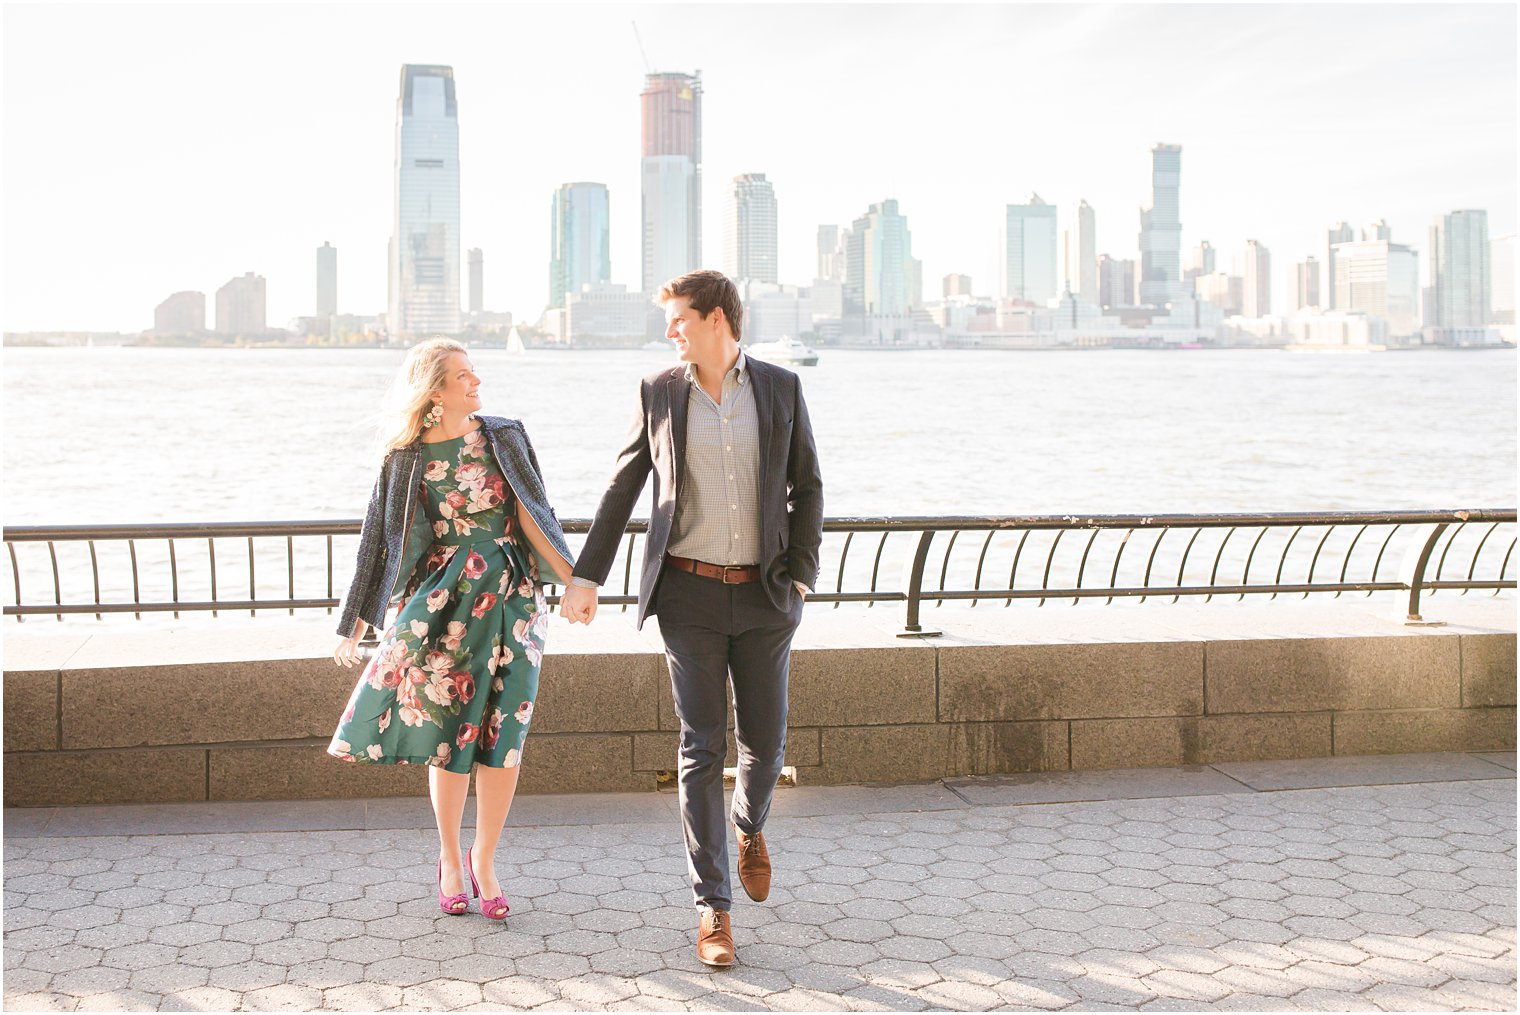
731, 504, 737, 510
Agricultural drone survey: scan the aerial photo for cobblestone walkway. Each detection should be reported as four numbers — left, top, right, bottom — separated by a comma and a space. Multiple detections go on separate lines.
4, 754, 1516, 1011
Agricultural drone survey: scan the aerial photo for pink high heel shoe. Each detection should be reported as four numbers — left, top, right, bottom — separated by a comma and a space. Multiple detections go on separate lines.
467, 846, 510, 920
437, 856, 469, 915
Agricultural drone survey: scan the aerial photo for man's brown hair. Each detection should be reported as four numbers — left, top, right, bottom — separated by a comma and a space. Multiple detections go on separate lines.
657, 269, 743, 341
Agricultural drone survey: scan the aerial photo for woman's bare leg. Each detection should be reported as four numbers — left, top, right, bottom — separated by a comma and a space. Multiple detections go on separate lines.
469, 762, 522, 899
429, 766, 471, 904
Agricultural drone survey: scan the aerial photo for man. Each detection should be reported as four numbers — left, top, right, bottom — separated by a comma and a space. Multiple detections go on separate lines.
560, 269, 823, 968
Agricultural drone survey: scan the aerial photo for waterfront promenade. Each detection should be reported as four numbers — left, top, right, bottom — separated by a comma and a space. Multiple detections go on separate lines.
4, 751, 1515, 1012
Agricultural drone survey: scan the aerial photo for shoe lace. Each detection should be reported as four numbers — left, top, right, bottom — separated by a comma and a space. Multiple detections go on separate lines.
739, 832, 763, 858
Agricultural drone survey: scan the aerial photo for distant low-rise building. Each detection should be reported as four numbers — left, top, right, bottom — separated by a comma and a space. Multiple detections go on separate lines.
1296, 257, 1321, 310
741, 282, 807, 345
154, 291, 205, 334
1332, 239, 1420, 337
1422, 326, 1505, 348
1097, 255, 1136, 309
1194, 271, 1243, 317
215, 273, 266, 335
1287, 309, 1389, 347
564, 283, 654, 345
942, 273, 973, 298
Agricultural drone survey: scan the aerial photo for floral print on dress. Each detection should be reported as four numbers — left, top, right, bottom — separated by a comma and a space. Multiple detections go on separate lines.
328, 426, 547, 773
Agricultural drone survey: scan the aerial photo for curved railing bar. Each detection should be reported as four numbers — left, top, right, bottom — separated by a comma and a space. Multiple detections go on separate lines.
1369, 523, 1403, 593
1428, 521, 1468, 599
8, 543, 22, 616
1336, 524, 1371, 599
1140, 527, 1171, 605
126, 539, 141, 620
1038, 529, 1067, 607
1173, 528, 1204, 604
1106, 528, 1135, 606
867, 531, 892, 609
1239, 526, 1269, 602
168, 539, 180, 608
89, 541, 102, 618
971, 530, 997, 608
620, 533, 638, 613
1304, 525, 1337, 600
834, 531, 855, 611
1464, 522, 1501, 596
1004, 529, 1032, 609
936, 530, 962, 608
1072, 527, 1102, 605
1271, 526, 1304, 601
1205, 526, 1238, 604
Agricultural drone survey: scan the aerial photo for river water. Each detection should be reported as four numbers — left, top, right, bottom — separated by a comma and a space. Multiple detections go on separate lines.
4, 346, 1513, 624
5, 346, 1515, 523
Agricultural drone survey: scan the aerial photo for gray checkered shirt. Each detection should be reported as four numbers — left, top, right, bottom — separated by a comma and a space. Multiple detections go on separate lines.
667, 352, 762, 566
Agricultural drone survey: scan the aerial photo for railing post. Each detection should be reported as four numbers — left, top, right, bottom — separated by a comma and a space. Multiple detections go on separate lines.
899, 530, 942, 638
1401, 522, 1450, 625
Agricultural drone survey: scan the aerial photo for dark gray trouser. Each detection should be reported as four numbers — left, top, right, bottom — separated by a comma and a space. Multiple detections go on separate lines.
653, 565, 803, 912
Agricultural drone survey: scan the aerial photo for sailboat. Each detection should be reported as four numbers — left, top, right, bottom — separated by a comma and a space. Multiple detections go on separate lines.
505, 326, 527, 355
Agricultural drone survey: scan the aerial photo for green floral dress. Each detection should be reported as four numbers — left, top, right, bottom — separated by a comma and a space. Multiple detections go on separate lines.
328, 427, 548, 772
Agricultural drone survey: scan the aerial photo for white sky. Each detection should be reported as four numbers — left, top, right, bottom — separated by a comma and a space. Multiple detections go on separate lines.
2, 1, 1515, 332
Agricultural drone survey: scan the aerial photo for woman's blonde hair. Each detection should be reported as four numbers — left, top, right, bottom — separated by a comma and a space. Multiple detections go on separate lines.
378, 337, 469, 455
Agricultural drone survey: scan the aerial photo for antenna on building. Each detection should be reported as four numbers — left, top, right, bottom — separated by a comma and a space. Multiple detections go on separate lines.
631, 21, 653, 75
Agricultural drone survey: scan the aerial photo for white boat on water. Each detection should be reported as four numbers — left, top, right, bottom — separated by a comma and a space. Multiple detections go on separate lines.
640, 340, 669, 351
744, 334, 819, 367
504, 327, 527, 355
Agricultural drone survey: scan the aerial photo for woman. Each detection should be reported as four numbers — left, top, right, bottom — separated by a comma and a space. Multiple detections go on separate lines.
329, 337, 575, 921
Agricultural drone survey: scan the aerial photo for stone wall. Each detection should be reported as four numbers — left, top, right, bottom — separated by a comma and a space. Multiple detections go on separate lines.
4, 602, 1514, 807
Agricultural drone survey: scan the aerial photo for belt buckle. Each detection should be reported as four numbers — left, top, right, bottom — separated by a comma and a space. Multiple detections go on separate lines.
721, 565, 745, 584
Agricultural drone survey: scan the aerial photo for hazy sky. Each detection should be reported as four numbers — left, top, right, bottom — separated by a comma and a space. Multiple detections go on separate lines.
3, 1, 1515, 332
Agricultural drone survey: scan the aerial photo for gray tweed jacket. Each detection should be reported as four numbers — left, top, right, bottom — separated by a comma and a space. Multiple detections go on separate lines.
336, 415, 575, 638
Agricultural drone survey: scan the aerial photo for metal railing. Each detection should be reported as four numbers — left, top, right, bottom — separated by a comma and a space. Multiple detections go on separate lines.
5, 509, 1514, 634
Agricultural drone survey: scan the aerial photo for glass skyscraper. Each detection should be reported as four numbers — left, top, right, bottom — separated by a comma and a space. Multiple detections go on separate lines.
1429, 210, 1491, 328
1003, 194, 1058, 304
725, 173, 778, 284
550, 183, 611, 308
389, 64, 461, 339
845, 199, 920, 316
1138, 143, 1183, 306
641, 72, 701, 293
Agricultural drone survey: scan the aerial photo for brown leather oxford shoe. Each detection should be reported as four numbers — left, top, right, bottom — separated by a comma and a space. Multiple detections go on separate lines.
734, 823, 771, 902
697, 907, 735, 967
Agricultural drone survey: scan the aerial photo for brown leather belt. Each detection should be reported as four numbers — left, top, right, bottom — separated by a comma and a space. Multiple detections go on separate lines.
664, 554, 761, 584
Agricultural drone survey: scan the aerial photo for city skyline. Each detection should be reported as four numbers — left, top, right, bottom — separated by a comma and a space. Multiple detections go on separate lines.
2, 3, 1515, 332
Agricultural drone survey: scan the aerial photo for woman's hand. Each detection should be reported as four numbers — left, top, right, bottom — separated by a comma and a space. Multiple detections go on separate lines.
333, 621, 368, 667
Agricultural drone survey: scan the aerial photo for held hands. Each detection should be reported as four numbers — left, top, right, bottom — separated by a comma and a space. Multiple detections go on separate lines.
333, 620, 368, 667
560, 583, 599, 625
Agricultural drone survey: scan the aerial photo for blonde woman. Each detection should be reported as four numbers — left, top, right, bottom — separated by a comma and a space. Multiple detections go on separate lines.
329, 338, 575, 921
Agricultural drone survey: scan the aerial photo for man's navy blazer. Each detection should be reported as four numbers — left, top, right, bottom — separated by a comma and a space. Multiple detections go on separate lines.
572, 355, 824, 629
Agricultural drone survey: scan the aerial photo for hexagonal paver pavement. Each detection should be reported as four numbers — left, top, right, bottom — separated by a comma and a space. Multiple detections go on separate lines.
4, 757, 1515, 1010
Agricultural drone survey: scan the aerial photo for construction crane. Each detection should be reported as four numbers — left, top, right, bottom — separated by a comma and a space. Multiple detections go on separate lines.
631, 21, 652, 75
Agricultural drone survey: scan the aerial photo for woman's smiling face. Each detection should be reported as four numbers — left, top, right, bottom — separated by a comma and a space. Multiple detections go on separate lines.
435, 352, 482, 414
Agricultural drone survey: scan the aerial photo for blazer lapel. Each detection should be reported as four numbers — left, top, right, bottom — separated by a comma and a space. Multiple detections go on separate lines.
749, 357, 773, 513
667, 367, 689, 502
